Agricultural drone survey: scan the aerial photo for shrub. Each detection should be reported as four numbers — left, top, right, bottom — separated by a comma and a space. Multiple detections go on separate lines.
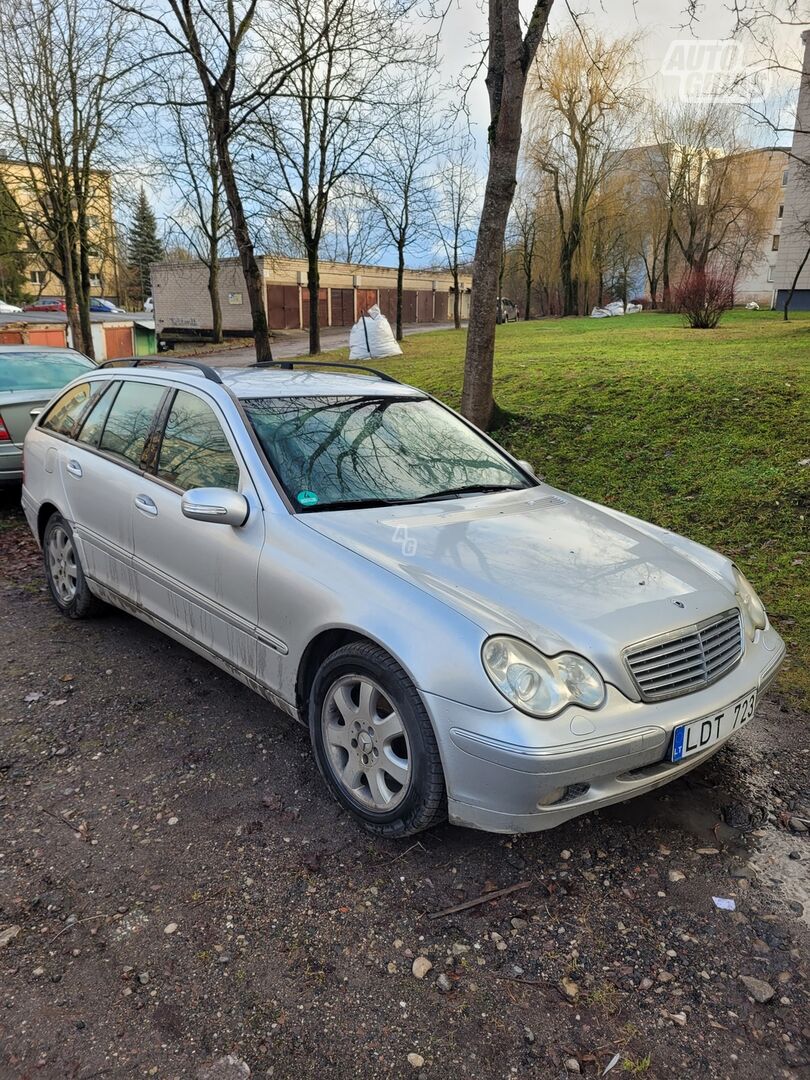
673, 271, 735, 329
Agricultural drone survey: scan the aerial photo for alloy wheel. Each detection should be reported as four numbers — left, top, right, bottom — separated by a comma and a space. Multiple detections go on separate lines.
47, 525, 78, 604
321, 674, 412, 812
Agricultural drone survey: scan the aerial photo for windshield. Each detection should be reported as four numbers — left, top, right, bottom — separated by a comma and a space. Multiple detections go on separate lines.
0, 350, 94, 392
242, 394, 534, 511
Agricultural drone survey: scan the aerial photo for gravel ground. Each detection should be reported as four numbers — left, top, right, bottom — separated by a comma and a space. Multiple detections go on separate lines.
0, 493, 808, 1080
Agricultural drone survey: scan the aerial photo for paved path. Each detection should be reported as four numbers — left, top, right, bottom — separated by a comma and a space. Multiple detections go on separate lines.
171, 321, 458, 368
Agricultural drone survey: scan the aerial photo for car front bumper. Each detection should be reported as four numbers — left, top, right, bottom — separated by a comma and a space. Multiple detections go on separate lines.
425, 625, 786, 833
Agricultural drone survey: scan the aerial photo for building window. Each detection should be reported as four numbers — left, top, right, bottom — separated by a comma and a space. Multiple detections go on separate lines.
767, 266, 775, 283
29, 270, 47, 285
782, 169, 789, 186
772, 235, 780, 251
89, 274, 102, 288
778, 204, 784, 218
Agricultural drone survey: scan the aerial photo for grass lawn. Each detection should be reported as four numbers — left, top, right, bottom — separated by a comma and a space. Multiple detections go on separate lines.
316, 309, 810, 704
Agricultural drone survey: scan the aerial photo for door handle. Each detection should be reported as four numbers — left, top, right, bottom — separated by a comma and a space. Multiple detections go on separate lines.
66, 459, 82, 478
134, 494, 158, 517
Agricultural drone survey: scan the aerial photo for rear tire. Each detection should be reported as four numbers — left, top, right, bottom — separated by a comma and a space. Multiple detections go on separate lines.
43, 513, 104, 619
309, 642, 446, 837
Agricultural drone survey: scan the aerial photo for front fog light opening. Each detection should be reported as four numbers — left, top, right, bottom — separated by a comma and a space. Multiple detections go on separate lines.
537, 783, 590, 809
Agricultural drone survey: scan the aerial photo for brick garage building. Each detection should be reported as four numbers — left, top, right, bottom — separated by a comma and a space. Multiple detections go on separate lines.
150, 256, 472, 339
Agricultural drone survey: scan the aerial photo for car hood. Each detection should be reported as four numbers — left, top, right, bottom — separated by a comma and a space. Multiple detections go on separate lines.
300, 486, 739, 687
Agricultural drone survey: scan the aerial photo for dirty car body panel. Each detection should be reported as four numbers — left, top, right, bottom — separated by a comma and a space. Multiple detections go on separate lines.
21, 362, 785, 834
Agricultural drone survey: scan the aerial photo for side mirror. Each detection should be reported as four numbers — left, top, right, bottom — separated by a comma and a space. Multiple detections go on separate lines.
516, 459, 536, 476
181, 488, 249, 527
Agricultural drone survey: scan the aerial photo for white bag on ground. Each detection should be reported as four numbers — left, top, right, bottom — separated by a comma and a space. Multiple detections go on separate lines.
349, 305, 403, 360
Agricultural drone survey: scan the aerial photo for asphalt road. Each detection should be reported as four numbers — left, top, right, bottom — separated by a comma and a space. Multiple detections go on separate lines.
0, 494, 808, 1080
164, 322, 459, 370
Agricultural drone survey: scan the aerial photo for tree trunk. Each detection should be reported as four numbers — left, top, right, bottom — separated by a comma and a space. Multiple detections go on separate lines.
662, 215, 674, 310
783, 243, 810, 321
208, 258, 223, 344
209, 154, 223, 345
307, 246, 320, 354
460, 0, 552, 430
452, 268, 461, 329
560, 228, 580, 316
74, 205, 95, 359
214, 117, 272, 363
524, 269, 532, 321
58, 236, 83, 355
396, 239, 405, 341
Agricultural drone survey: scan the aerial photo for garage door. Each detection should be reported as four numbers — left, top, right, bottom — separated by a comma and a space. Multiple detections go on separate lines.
330, 288, 355, 327
401, 290, 417, 324
433, 292, 449, 322
0, 331, 24, 344
28, 328, 67, 347
266, 284, 301, 329
356, 288, 378, 316
417, 291, 434, 323
302, 288, 328, 329
378, 289, 397, 323
104, 326, 133, 360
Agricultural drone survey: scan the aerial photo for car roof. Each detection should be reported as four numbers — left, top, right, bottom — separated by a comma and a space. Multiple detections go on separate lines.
218, 367, 422, 399
93, 363, 424, 400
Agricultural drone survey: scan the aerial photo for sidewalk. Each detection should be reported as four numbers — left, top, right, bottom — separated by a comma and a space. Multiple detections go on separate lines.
165, 321, 459, 368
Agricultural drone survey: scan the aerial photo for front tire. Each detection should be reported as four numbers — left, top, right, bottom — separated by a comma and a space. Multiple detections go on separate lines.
309, 642, 446, 837
43, 513, 103, 619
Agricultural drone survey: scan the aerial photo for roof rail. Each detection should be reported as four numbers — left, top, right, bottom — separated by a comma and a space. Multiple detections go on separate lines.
96, 357, 223, 384
253, 359, 400, 384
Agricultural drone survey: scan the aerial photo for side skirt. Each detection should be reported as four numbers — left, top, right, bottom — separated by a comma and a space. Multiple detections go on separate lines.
87, 576, 303, 725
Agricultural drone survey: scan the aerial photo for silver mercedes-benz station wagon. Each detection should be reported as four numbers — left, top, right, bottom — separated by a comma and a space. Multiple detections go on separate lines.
21, 359, 785, 836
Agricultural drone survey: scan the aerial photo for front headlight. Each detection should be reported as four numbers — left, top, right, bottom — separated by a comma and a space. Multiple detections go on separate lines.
482, 636, 605, 718
733, 565, 767, 639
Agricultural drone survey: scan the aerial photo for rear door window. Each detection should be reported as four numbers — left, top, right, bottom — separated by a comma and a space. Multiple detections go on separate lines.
40, 382, 94, 439
76, 382, 119, 447
98, 381, 166, 468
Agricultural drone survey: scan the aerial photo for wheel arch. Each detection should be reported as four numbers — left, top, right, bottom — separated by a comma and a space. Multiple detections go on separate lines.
295, 628, 371, 718
37, 501, 62, 545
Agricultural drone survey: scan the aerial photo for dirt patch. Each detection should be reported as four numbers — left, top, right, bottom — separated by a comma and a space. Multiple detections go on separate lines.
0, 497, 808, 1079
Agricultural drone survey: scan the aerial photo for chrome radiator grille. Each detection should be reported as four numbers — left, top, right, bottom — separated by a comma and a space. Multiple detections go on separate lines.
625, 609, 743, 702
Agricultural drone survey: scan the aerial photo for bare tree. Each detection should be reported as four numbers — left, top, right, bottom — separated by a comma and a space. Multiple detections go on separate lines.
509, 186, 538, 319
369, 68, 441, 341
322, 190, 387, 265
160, 76, 230, 343
526, 29, 640, 317
429, 131, 481, 329
671, 107, 771, 276
112, 0, 312, 363
0, 0, 134, 356
249, 0, 423, 354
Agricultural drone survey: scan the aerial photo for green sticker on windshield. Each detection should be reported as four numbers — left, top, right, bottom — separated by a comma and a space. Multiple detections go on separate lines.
296, 490, 319, 507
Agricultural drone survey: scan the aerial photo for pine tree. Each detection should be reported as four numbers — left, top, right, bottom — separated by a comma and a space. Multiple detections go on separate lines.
0, 179, 29, 305
127, 187, 164, 304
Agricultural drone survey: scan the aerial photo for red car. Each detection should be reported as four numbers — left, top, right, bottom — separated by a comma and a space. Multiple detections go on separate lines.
23, 297, 67, 313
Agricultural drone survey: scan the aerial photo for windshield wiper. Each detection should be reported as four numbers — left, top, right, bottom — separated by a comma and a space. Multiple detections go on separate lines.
411, 484, 529, 502
305, 484, 530, 512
